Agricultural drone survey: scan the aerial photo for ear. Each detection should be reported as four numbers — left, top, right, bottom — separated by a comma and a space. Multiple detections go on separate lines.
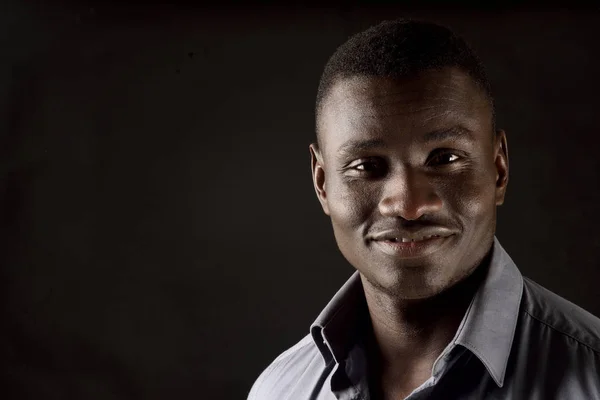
309, 143, 330, 215
494, 129, 509, 205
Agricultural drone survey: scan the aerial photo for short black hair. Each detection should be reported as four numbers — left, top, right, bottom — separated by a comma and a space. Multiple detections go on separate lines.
315, 19, 494, 146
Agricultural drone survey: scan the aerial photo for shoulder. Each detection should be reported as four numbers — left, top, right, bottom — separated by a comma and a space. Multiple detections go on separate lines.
521, 277, 600, 356
247, 334, 326, 400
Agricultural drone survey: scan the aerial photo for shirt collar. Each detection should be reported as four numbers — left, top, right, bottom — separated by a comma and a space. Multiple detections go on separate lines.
309, 236, 523, 387
453, 236, 523, 387
310, 269, 367, 365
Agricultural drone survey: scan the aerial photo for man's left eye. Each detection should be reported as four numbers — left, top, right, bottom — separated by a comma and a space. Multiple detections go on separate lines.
430, 152, 460, 165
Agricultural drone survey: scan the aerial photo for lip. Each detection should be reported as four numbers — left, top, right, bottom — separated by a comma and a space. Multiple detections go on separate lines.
371, 234, 454, 259
370, 227, 455, 242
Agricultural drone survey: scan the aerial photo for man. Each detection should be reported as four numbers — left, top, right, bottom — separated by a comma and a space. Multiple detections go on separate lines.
248, 19, 600, 399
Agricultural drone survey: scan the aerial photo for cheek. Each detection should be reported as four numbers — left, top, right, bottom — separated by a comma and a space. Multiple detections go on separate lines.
327, 179, 378, 269
440, 168, 497, 226
327, 176, 376, 232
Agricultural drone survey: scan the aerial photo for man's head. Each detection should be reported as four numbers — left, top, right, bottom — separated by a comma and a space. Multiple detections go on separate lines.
310, 19, 509, 300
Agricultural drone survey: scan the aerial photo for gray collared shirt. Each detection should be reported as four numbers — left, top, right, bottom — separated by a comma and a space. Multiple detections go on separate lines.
248, 238, 600, 399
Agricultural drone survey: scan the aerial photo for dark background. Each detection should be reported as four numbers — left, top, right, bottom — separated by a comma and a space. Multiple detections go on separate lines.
2, 2, 600, 399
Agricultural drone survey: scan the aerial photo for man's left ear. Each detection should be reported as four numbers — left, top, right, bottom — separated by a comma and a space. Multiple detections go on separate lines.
494, 129, 509, 205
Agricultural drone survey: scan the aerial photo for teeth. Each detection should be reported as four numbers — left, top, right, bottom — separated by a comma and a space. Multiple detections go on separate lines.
390, 235, 441, 243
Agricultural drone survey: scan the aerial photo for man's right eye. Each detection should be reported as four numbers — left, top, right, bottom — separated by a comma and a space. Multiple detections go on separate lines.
347, 159, 387, 176
354, 161, 378, 171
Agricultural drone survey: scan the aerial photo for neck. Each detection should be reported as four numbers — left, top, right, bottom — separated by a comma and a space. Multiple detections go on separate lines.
361, 253, 492, 396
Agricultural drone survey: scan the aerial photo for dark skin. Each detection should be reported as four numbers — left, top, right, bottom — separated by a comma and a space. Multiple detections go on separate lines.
309, 67, 509, 399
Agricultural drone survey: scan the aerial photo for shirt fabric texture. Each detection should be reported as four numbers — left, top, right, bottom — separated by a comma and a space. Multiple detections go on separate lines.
248, 237, 600, 399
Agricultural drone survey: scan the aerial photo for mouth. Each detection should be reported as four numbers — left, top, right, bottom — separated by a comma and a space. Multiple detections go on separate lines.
384, 234, 443, 243
372, 234, 453, 259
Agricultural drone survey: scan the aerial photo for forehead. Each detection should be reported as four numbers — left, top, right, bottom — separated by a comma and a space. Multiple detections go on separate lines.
318, 67, 492, 152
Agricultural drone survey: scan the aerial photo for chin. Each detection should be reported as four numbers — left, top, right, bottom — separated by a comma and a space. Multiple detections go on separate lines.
362, 260, 455, 299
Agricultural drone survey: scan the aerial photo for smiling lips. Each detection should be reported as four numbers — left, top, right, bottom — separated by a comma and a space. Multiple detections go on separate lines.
386, 234, 441, 243
371, 232, 453, 258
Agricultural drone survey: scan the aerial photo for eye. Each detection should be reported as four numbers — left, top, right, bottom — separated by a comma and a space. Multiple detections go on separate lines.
354, 161, 380, 171
346, 158, 387, 177
428, 151, 461, 166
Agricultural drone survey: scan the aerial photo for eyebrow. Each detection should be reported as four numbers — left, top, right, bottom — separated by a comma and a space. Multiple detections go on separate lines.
422, 126, 475, 143
336, 126, 475, 157
337, 138, 386, 157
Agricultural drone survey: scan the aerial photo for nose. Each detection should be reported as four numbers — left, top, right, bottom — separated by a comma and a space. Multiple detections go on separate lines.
378, 168, 443, 220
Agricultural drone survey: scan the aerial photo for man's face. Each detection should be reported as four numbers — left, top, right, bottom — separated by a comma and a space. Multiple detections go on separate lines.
310, 67, 509, 300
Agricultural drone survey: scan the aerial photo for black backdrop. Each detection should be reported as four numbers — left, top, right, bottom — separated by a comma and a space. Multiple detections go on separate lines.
2, 3, 600, 399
